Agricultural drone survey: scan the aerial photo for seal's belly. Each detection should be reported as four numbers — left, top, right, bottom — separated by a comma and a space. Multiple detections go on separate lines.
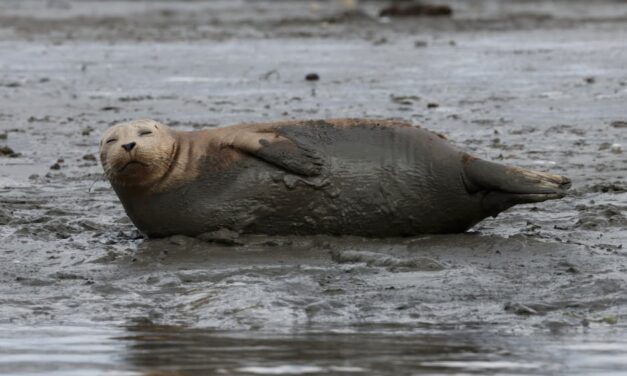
128, 154, 484, 237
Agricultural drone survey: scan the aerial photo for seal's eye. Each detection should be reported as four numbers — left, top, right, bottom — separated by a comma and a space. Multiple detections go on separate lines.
106, 138, 117, 144
139, 130, 153, 136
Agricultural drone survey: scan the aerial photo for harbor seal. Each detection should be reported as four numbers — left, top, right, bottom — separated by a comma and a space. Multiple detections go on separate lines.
99, 118, 571, 238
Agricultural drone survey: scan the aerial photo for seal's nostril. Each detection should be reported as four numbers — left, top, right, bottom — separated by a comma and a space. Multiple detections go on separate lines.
121, 142, 136, 152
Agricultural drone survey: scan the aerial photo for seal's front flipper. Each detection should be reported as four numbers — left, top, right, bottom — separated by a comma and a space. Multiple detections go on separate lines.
462, 154, 571, 212
230, 130, 324, 177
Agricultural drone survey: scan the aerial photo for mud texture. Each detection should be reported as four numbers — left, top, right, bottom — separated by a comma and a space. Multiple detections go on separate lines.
0, 0, 626, 375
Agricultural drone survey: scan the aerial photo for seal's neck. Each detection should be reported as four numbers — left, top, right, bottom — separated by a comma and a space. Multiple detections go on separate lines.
147, 132, 199, 193
144, 133, 180, 193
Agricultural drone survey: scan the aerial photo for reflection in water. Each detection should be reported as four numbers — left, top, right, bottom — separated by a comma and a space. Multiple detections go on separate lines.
1, 323, 627, 375
118, 323, 627, 376
0, 325, 129, 376
122, 323, 486, 375
122, 324, 481, 375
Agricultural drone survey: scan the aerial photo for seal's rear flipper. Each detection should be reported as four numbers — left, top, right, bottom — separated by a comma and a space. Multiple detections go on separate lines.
462, 155, 571, 211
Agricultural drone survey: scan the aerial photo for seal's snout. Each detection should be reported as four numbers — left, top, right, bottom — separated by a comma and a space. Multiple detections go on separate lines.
122, 142, 136, 152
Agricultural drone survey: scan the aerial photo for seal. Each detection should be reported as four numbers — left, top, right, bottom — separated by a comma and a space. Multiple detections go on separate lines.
99, 118, 571, 237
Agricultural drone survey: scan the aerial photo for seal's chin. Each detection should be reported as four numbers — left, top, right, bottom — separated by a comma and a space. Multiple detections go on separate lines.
118, 160, 148, 173
105, 158, 155, 187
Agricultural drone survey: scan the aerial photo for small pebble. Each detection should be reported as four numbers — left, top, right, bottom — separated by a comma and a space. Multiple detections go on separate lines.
0, 145, 14, 155
305, 73, 319, 81
610, 120, 627, 128
0, 145, 20, 157
610, 143, 623, 154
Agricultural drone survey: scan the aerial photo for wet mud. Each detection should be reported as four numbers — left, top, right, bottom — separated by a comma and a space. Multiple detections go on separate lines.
0, 0, 626, 375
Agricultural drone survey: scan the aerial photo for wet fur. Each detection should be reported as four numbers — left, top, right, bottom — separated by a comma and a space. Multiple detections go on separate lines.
100, 118, 570, 237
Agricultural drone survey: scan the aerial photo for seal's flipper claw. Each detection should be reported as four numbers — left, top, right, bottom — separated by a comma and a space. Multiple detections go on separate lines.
462, 155, 571, 199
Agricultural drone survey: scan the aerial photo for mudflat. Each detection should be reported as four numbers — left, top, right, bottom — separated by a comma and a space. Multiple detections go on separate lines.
0, 1, 625, 375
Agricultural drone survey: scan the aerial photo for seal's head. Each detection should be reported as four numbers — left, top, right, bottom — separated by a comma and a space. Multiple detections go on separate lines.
99, 119, 176, 188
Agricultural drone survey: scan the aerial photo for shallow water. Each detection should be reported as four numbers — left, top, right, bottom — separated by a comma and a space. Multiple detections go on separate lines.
1, 0, 626, 375
3, 324, 627, 375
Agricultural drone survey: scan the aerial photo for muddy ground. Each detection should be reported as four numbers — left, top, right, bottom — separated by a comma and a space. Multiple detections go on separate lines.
0, 0, 626, 375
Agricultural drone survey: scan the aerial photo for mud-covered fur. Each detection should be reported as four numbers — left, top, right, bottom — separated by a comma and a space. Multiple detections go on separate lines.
99, 118, 571, 237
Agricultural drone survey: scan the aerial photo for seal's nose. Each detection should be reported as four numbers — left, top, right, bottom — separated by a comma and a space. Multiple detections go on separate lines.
121, 142, 136, 152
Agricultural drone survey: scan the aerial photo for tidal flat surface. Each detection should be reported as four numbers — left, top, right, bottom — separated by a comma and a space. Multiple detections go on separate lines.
0, 0, 626, 375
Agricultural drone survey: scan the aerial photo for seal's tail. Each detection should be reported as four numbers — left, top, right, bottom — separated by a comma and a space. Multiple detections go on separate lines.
462, 155, 571, 206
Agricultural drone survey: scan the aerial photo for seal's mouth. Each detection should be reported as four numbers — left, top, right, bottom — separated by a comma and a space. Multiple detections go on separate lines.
118, 160, 148, 172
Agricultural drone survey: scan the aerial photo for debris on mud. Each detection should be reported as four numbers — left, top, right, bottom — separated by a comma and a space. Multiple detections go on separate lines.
598, 142, 623, 154
610, 120, 627, 128
330, 249, 444, 271
27, 115, 52, 123
575, 204, 627, 229
0, 145, 20, 157
379, 3, 453, 17
0, 81, 21, 88
610, 143, 623, 154
414, 40, 428, 47
587, 181, 627, 193
197, 228, 243, 245
504, 302, 540, 315
0, 208, 11, 225
390, 94, 420, 105
260, 70, 280, 81
305, 73, 320, 81
119, 95, 154, 102
82, 154, 97, 161
15, 276, 56, 287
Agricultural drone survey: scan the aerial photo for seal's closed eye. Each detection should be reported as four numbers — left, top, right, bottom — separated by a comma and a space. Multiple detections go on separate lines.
106, 138, 117, 144
139, 130, 152, 136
